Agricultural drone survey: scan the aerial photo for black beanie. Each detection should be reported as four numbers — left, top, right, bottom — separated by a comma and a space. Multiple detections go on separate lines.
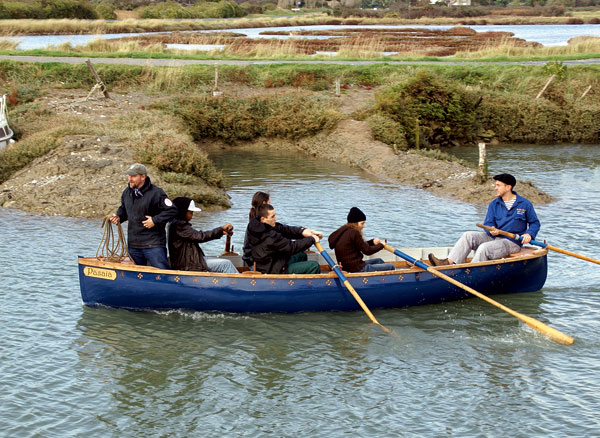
493, 173, 517, 188
173, 197, 192, 220
347, 207, 366, 223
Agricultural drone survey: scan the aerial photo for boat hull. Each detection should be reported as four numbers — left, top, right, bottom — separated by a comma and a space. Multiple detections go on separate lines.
78, 250, 548, 313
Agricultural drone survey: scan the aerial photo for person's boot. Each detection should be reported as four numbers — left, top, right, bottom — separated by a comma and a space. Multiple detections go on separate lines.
428, 253, 450, 266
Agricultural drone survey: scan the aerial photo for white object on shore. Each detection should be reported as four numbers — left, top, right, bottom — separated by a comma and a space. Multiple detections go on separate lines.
0, 94, 15, 152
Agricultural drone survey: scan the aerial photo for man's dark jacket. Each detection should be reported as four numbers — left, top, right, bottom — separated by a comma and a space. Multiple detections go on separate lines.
328, 224, 383, 272
116, 176, 177, 248
246, 218, 315, 274
168, 221, 224, 271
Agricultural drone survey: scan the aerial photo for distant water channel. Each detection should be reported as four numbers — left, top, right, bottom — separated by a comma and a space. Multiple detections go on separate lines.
7, 24, 600, 50
1, 143, 599, 437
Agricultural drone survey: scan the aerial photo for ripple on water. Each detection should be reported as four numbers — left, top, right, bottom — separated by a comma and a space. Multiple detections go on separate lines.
2, 144, 600, 437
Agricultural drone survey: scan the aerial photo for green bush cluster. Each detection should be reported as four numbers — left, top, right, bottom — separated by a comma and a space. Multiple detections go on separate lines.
374, 71, 480, 149
153, 93, 342, 143
0, 0, 99, 19
139, 1, 247, 19
367, 113, 408, 150
477, 94, 600, 143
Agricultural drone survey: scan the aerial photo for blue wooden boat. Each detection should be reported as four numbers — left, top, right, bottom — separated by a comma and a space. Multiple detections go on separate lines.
78, 247, 548, 313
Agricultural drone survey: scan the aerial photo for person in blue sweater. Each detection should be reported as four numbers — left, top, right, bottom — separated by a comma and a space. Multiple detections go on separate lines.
428, 173, 540, 266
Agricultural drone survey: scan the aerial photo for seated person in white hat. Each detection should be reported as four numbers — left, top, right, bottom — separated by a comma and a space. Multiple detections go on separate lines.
168, 197, 238, 274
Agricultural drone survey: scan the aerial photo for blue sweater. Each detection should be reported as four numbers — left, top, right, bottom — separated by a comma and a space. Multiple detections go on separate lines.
483, 192, 540, 245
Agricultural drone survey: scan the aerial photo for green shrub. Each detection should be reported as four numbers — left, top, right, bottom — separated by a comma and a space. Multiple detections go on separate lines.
44, 0, 98, 19
367, 113, 408, 151
375, 71, 479, 149
96, 2, 117, 19
139, 1, 191, 18
1, 1, 45, 19
140, 0, 246, 19
477, 94, 600, 144
134, 133, 224, 187
153, 93, 342, 143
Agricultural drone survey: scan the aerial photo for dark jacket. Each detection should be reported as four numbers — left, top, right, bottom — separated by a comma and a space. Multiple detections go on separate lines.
483, 191, 540, 246
328, 224, 383, 273
246, 218, 315, 274
168, 220, 224, 271
116, 176, 178, 248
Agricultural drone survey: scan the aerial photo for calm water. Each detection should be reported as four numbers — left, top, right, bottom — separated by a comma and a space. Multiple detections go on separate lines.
1, 144, 599, 437
7, 24, 600, 50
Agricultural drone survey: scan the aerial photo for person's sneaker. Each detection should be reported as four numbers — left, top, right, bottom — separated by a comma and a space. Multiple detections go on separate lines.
428, 253, 450, 266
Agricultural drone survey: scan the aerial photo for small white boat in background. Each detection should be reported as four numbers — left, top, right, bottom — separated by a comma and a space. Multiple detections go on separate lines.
0, 94, 14, 152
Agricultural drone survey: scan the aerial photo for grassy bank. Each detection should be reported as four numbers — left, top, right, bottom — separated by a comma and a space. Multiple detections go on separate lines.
0, 61, 598, 198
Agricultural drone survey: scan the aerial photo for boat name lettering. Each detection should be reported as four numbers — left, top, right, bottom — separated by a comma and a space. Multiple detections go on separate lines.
84, 266, 117, 280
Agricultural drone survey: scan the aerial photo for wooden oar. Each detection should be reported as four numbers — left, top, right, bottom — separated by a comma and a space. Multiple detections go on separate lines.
383, 243, 574, 346
314, 241, 390, 334
477, 223, 600, 266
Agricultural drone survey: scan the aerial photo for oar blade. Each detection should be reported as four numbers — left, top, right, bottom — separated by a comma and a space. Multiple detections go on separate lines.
519, 314, 574, 346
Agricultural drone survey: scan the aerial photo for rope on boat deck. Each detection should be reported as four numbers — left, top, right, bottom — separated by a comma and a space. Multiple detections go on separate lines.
96, 215, 131, 262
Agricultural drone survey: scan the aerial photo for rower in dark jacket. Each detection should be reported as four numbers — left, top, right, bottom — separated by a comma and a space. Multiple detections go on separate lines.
328, 207, 395, 273
168, 197, 238, 273
110, 163, 177, 269
246, 204, 322, 274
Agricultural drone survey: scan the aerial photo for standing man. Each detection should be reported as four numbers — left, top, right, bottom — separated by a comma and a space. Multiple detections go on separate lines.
110, 163, 177, 269
246, 204, 323, 274
428, 173, 540, 266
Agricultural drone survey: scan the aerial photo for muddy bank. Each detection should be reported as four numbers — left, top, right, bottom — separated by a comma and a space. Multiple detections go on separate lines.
0, 86, 552, 218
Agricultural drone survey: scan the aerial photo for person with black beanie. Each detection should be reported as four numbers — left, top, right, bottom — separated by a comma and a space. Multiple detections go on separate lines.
328, 207, 395, 273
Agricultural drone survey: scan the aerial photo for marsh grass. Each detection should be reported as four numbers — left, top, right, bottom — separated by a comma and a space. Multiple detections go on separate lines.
1, 13, 596, 36
0, 39, 18, 50
453, 36, 600, 60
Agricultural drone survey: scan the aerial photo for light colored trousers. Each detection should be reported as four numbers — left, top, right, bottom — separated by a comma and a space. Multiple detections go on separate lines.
448, 231, 521, 264
206, 257, 239, 274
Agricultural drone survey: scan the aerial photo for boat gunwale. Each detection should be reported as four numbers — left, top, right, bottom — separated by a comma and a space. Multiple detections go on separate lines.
78, 248, 548, 279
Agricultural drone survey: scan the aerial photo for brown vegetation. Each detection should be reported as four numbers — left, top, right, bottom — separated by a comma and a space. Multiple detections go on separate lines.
114, 26, 540, 57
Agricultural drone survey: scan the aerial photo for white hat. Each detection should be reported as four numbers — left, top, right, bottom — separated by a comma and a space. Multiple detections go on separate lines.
188, 200, 202, 212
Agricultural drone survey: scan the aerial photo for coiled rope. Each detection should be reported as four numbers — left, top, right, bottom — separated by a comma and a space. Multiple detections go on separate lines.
96, 215, 131, 262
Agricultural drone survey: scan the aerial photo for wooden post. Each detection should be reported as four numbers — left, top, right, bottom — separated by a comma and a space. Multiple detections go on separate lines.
580, 85, 592, 100
536, 74, 555, 99
335, 78, 340, 96
415, 118, 420, 150
85, 59, 109, 99
214, 64, 219, 91
478, 142, 487, 184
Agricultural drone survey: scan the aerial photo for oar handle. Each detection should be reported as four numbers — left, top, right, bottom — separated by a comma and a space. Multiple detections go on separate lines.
476, 223, 547, 248
478, 223, 600, 266
383, 243, 574, 346
314, 241, 390, 333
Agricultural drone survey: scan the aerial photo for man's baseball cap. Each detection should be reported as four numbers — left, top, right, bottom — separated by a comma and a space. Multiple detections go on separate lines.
125, 163, 148, 176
